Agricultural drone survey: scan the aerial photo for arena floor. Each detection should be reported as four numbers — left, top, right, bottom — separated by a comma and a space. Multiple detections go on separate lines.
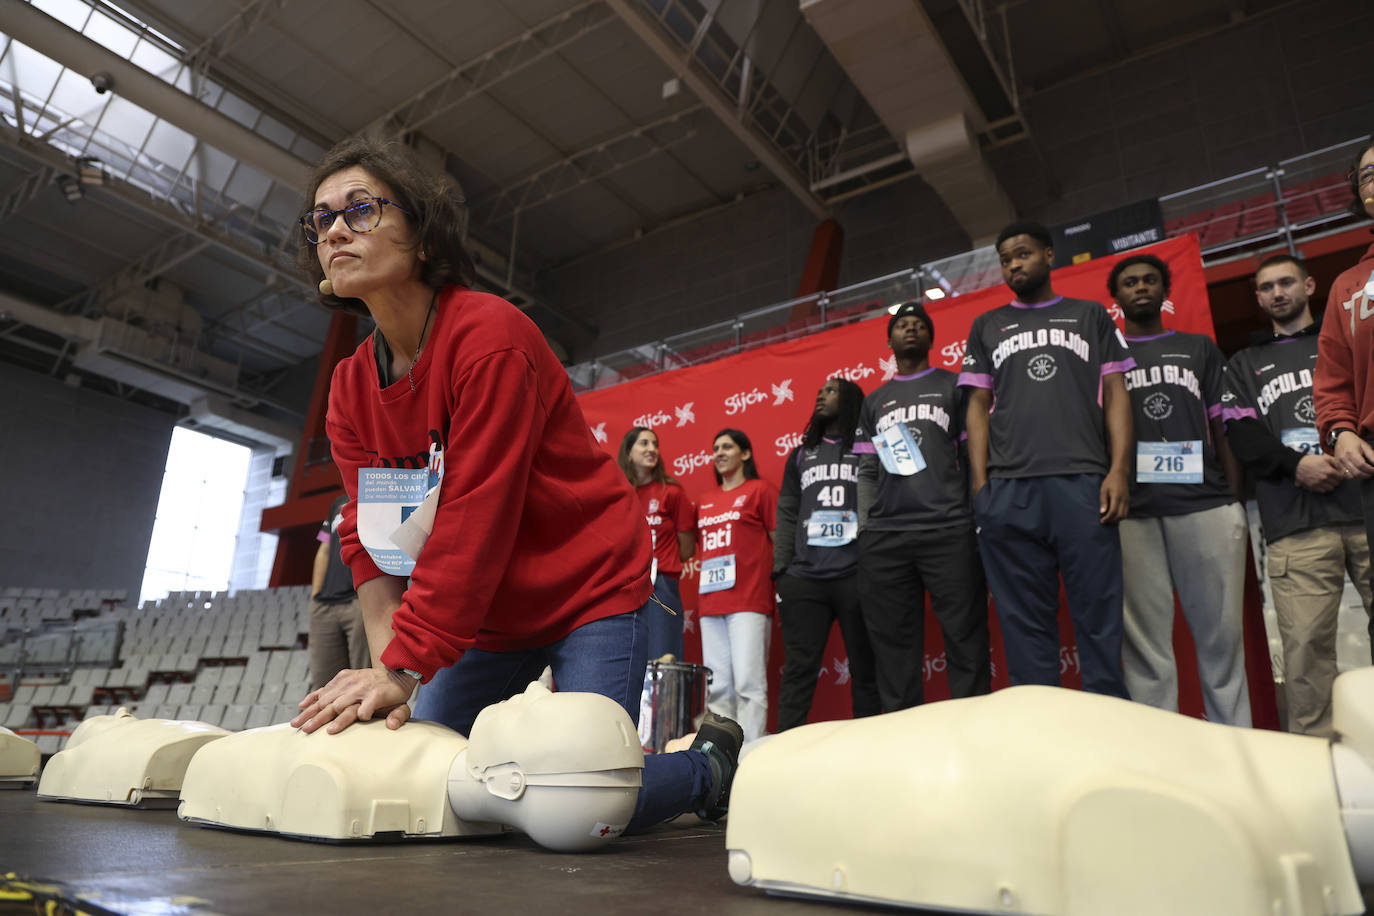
0, 789, 872, 915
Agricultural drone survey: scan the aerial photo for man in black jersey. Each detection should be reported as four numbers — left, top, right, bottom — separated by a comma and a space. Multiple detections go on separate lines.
853, 302, 990, 711
1112, 254, 1250, 725
773, 378, 880, 729
1223, 254, 1370, 736
960, 221, 1134, 698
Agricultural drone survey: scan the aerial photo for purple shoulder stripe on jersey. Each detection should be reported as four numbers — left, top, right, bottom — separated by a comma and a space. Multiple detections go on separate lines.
852, 441, 878, 454
959, 430, 969, 443
317, 530, 331, 544
1010, 296, 1064, 309
1207, 402, 1224, 419
1100, 358, 1135, 376
1222, 406, 1257, 422
1124, 330, 1175, 343
957, 371, 994, 389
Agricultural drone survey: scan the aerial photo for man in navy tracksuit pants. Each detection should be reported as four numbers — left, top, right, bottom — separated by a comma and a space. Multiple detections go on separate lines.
958, 221, 1135, 697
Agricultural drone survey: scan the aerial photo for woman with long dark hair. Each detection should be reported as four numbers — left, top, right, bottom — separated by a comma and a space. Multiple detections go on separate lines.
772, 378, 880, 729
618, 427, 695, 660
694, 428, 778, 740
288, 136, 742, 829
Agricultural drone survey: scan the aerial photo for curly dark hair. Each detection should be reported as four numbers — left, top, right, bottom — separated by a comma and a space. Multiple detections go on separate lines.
1107, 253, 1171, 297
296, 135, 476, 316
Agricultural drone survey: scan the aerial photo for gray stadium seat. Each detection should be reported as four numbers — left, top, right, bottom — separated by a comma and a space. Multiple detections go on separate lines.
190, 685, 215, 705
221, 705, 249, 731
143, 683, 169, 706
245, 705, 275, 729
166, 683, 192, 706
4, 705, 32, 728
198, 704, 226, 727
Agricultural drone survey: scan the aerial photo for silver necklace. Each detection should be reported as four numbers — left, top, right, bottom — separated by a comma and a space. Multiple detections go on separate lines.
407, 290, 438, 393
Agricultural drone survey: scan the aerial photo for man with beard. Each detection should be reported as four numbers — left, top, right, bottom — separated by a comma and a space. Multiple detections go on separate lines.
1112, 254, 1250, 725
1224, 253, 1369, 736
852, 302, 990, 711
959, 221, 1134, 697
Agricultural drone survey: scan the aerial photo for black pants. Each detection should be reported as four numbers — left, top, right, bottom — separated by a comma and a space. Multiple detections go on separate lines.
857, 524, 991, 711
1357, 474, 1374, 661
775, 573, 880, 730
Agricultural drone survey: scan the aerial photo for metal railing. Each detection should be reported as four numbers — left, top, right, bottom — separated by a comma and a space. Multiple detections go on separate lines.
568, 135, 1371, 393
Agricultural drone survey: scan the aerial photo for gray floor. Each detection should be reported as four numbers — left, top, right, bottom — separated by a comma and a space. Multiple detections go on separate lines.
0, 788, 881, 915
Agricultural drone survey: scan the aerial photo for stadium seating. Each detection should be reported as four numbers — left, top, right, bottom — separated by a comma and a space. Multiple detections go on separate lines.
0, 585, 315, 755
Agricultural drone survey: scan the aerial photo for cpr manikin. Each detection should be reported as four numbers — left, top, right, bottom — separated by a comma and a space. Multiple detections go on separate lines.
178, 678, 645, 851
37, 709, 229, 806
0, 726, 40, 787
725, 666, 1374, 916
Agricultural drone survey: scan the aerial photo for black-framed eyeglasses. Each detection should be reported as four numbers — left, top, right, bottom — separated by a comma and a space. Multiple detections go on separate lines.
299, 197, 411, 244
1348, 165, 1374, 189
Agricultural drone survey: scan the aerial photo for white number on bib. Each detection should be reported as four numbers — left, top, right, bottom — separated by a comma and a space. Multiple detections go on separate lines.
807, 510, 858, 547
699, 554, 737, 593
1136, 441, 1203, 484
1281, 427, 1320, 456
874, 424, 926, 477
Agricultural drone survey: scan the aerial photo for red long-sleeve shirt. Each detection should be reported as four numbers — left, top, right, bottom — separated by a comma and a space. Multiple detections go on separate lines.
1315, 242, 1374, 445
327, 286, 652, 680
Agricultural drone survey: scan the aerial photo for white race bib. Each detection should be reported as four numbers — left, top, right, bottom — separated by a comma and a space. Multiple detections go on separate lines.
874, 423, 926, 477
1281, 427, 1320, 456
1136, 441, 1203, 484
699, 554, 737, 593
806, 510, 858, 546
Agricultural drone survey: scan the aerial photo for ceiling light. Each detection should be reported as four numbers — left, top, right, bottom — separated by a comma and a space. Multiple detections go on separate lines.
925, 287, 946, 300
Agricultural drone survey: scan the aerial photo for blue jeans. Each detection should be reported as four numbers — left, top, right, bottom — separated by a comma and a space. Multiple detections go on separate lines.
646, 574, 685, 661
412, 601, 713, 832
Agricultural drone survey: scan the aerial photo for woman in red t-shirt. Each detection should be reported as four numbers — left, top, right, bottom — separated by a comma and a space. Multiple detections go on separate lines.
618, 427, 695, 661
695, 428, 778, 741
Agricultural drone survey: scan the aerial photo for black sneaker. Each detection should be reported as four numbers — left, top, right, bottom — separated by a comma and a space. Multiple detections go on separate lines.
690, 713, 744, 821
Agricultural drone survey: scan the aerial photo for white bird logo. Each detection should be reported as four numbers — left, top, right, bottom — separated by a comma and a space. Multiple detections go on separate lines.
879, 355, 897, 380
772, 378, 794, 405
675, 402, 696, 427
832, 656, 851, 685
683, 608, 696, 634
590, 422, 607, 444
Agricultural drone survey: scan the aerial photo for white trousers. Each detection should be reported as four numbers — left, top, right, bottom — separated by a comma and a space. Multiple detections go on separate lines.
700, 611, 771, 741
1120, 501, 1251, 726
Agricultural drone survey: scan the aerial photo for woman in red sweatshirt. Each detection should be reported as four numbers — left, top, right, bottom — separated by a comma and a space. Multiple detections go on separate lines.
618, 427, 695, 661
289, 136, 741, 829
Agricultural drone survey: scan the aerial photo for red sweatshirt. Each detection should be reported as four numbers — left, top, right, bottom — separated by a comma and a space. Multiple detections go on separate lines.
1315, 241, 1374, 445
327, 286, 652, 680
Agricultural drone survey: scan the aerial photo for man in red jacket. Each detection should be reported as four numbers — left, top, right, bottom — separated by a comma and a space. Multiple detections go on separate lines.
1313, 138, 1374, 661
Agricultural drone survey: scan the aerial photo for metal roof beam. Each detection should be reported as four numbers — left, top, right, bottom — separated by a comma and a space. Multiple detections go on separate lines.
54, 231, 210, 315
0, 166, 55, 223
478, 104, 704, 225
603, 0, 829, 220
0, 133, 310, 295
375, 1, 617, 136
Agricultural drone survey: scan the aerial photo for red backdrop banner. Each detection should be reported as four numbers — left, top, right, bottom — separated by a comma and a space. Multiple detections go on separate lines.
578, 235, 1278, 729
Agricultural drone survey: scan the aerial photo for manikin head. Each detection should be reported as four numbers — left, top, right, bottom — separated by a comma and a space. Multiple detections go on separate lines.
447, 679, 645, 851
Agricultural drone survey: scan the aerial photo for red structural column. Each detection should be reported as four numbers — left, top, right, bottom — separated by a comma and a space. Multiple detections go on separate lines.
793, 219, 844, 314
262, 310, 358, 586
